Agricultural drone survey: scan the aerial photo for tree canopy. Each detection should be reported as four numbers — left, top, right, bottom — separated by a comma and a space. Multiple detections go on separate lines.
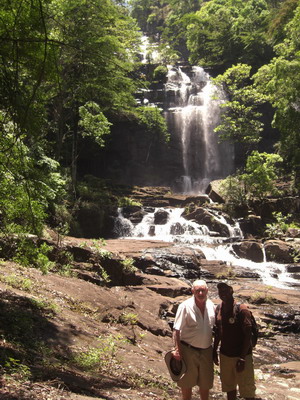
0, 0, 300, 237
0, 0, 143, 234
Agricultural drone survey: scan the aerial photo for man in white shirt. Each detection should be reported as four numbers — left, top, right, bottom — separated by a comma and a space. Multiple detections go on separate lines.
172, 279, 215, 400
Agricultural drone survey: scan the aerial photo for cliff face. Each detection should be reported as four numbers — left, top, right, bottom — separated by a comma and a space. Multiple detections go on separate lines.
76, 62, 279, 192
84, 118, 172, 187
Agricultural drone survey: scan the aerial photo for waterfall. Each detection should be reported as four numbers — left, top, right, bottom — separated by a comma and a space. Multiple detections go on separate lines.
114, 207, 299, 289
164, 65, 234, 194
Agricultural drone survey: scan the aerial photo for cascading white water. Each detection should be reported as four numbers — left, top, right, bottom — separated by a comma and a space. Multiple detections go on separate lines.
140, 36, 160, 64
114, 207, 299, 289
165, 66, 234, 193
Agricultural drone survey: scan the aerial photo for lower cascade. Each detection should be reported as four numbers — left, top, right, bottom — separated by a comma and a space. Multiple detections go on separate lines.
114, 206, 299, 290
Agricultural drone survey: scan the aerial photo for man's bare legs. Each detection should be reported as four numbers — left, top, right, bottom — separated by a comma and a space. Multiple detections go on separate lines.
226, 390, 255, 400
181, 387, 209, 400
199, 388, 209, 400
181, 388, 192, 400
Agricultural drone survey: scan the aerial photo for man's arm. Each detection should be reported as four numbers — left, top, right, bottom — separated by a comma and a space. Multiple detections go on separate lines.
172, 329, 182, 360
212, 324, 220, 365
236, 308, 252, 372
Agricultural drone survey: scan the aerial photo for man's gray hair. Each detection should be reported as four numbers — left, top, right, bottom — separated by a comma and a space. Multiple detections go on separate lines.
192, 279, 207, 288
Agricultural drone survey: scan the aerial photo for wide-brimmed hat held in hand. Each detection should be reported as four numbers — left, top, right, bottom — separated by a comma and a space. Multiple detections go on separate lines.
164, 351, 187, 382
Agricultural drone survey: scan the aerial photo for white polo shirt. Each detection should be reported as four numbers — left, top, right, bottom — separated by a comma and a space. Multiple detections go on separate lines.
173, 296, 215, 349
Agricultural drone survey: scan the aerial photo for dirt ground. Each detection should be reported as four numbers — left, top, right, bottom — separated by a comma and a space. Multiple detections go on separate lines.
0, 237, 299, 400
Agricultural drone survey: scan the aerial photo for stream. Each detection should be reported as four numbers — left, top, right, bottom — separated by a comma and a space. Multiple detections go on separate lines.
114, 206, 299, 290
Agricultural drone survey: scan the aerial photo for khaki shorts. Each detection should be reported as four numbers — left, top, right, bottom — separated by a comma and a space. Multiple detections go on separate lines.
219, 353, 256, 398
178, 344, 214, 390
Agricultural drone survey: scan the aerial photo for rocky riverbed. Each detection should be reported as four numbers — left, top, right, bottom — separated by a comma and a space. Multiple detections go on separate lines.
1, 184, 299, 400
60, 234, 300, 400
0, 234, 299, 400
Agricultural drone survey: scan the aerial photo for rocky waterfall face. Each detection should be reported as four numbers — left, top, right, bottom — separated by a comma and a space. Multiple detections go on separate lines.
90, 63, 235, 192
163, 65, 234, 193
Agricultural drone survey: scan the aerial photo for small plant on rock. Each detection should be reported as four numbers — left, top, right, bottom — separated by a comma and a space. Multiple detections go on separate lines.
250, 291, 275, 305
265, 212, 300, 239
0, 274, 33, 292
121, 258, 137, 274
72, 334, 125, 372
119, 312, 139, 344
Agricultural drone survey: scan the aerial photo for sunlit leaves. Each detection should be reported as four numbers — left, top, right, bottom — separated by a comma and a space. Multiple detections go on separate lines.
253, 2, 300, 179
242, 151, 283, 199
0, 112, 66, 235
136, 106, 169, 143
214, 64, 266, 144
186, 0, 272, 69
79, 102, 111, 147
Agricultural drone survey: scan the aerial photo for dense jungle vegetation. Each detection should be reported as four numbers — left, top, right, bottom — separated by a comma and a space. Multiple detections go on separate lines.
0, 0, 299, 244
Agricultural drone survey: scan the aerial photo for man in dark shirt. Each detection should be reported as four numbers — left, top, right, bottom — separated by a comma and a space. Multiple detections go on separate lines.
213, 282, 256, 400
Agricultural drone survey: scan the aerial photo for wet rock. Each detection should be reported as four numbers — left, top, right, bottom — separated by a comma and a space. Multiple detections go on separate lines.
239, 215, 264, 238
147, 285, 190, 298
232, 240, 264, 263
148, 225, 156, 236
264, 240, 294, 263
205, 180, 225, 203
162, 194, 209, 207
287, 227, 300, 238
128, 210, 147, 224
144, 266, 165, 275
154, 209, 169, 224
122, 205, 143, 218
170, 222, 185, 235
286, 264, 300, 273
183, 207, 230, 236
244, 197, 300, 231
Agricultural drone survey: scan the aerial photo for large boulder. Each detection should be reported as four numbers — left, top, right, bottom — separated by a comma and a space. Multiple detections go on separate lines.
205, 180, 225, 203
154, 209, 169, 224
264, 240, 294, 263
232, 240, 264, 263
239, 215, 264, 238
183, 207, 230, 237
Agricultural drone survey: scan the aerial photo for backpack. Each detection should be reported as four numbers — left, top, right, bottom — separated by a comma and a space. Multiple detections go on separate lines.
216, 303, 259, 348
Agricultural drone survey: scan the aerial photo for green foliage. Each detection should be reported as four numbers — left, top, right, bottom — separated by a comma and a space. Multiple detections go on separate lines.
79, 102, 112, 147
215, 266, 236, 279
0, 0, 299, 236
120, 257, 138, 274
220, 151, 283, 203
29, 298, 60, 315
0, 114, 66, 236
136, 106, 170, 143
161, 0, 200, 58
250, 291, 275, 305
72, 334, 125, 371
4, 358, 31, 381
0, 0, 143, 236
119, 312, 139, 344
13, 240, 55, 274
153, 65, 168, 82
0, 274, 33, 292
213, 64, 266, 144
242, 151, 283, 199
119, 312, 139, 326
253, 2, 300, 183
219, 174, 247, 206
118, 197, 142, 207
186, 0, 273, 69
267, 0, 299, 44
265, 211, 300, 239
